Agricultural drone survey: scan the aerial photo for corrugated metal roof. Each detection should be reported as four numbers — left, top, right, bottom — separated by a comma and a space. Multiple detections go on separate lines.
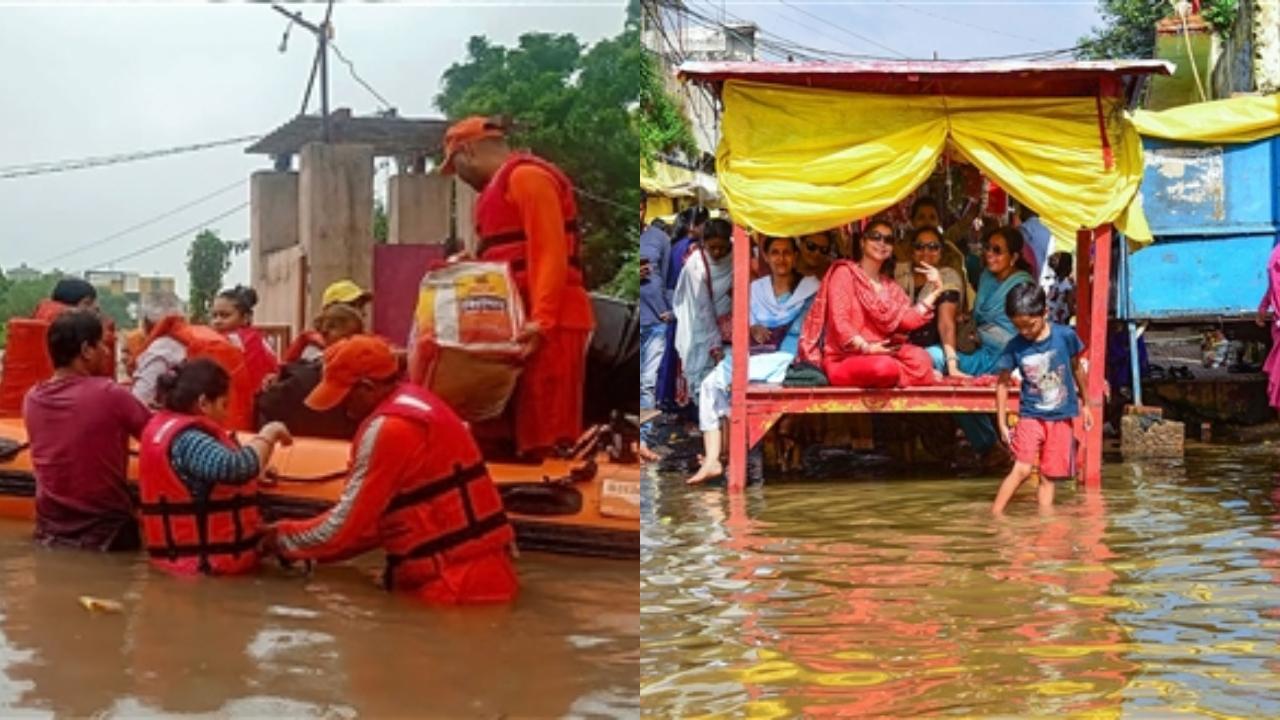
679, 59, 1174, 97
246, 110, 449, 156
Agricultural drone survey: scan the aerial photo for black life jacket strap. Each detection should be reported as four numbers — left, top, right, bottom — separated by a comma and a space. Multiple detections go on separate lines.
383, 462, 488, 515
146, 532, 264, 561
382, 512, 510, 590
478, 219, 580, 255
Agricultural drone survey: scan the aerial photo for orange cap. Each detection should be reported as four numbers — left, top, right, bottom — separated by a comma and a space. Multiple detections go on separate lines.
439, 115, 506, 175
304, 335, 400, 411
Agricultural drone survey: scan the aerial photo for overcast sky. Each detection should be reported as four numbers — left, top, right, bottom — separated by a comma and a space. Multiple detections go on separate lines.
0, 0, 627, 295
0, 1, 1101, 296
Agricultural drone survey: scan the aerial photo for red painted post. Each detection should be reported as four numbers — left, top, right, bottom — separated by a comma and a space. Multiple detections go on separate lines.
1082, 225, 1112, 488
727, 226, 753, 492
1074, 228, 1093, 479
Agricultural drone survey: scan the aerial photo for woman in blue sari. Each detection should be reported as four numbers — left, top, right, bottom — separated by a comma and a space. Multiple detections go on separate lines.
955, 227, 1033, 468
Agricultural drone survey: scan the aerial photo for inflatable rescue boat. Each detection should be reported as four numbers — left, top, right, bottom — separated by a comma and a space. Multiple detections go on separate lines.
0, 417, 639, 559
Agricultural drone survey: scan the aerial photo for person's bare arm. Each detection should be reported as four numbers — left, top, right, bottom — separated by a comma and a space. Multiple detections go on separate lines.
1072, 355, 1093, 430
996, 369, 1013, 446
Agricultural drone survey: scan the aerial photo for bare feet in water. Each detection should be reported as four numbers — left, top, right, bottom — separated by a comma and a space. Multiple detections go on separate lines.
686, 457, 724, 485
639, 442, 659, 463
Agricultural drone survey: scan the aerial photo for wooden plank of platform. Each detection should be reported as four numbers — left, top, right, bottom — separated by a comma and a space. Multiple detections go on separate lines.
742, 383, 1019, 448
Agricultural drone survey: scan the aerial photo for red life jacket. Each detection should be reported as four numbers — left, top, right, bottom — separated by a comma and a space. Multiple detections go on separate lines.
475, 153, 584, 300
281, 330, 324, 364
137, 412, 262, 576
144, 316, 255, 431
0, 300, 116, 416
364, 385, 515, 590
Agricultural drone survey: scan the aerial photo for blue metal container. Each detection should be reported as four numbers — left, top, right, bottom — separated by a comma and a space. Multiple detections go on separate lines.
1123, 135, 1280, 321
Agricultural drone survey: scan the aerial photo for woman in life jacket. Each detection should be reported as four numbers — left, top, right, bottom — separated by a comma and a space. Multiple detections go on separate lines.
211, 285, 279, 391
137, 359, 292, 576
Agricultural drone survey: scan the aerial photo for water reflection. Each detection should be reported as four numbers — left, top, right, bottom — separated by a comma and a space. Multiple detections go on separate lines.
0, 525, 637, 717
642, 446, 1280, 717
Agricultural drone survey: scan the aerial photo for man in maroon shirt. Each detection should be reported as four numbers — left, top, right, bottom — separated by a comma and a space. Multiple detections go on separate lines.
24, 310, 151, 551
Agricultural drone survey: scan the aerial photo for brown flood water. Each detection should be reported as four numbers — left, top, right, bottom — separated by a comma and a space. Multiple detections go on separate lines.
642, 444, 1280, 718
0, 524, 637, 718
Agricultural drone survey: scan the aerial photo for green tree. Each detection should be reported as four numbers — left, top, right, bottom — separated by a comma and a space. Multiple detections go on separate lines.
0, 274, 61, 347
638, 45, 697, 170
1077, 0, 1165, 60
435, 0, 641, 292
97, 291, 133, 331
187, 230, 231, 324
373, 199, 389, 244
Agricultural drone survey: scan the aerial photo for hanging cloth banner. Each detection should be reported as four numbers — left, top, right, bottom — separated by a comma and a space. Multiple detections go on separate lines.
715, 80, 1152, 247
1131, 93, 1280, 144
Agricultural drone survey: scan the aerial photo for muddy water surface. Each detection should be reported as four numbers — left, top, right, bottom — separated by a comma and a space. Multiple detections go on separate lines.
0, 523, 637, 718
642, 445, 1280, 717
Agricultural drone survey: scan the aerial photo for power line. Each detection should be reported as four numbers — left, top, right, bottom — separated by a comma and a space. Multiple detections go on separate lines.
889, 1, 1046, 47
89, 202, 250, 270
330, 41, 395, 112
577, 187, 636, 215
39, 179, 246, 267
774, 0, 909, 58
0, 135, 260, 180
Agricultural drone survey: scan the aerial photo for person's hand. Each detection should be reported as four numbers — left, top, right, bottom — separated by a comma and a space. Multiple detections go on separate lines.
447, 250, 475, 263
946, 357, 969, 378
1257, 311, 1269, 328
659, 311, 673, 324
749, 324, 772, 344
517, 322, 543, 359
709, 345, 725, 363
998, 418, 1012, 447
1082, 405, 1095, 431
639, 263, 652, 281
257, 525, 281, 557
260, 373, 278, 391
864, 340, 895, 355
261, 422, 293, 447
916, 262, 942, 288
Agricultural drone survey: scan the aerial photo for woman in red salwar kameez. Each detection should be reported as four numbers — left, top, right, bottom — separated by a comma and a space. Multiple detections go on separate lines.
799, 219, 945, 388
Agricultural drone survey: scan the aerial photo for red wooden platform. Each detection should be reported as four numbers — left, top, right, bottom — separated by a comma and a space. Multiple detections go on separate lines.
726, 227, 1112, 491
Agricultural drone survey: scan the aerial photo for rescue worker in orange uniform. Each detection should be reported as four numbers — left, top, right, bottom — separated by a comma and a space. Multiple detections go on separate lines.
442, 116, 595, 459
263, 335, 519, 604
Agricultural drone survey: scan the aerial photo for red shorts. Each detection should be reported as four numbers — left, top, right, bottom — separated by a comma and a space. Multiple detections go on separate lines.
1011, 417, 1075, 478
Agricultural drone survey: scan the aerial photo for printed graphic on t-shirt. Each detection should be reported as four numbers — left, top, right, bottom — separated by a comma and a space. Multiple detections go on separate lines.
1020, 349, 1068, 413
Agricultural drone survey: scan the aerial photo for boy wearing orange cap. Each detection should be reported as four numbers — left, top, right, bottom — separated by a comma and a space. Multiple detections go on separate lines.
441, 116, 595, 459
264, 335, 518, 604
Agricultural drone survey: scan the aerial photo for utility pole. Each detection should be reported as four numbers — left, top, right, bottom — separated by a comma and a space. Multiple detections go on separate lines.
272, 0, 337, 142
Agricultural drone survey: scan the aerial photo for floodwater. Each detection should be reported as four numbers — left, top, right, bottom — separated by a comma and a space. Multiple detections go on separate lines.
0, 522, 637, 718
641, 444, 1280, 718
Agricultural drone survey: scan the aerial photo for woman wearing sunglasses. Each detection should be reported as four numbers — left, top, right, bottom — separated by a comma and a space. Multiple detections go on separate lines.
894, 226, 966, 376
797, 219, 944, 388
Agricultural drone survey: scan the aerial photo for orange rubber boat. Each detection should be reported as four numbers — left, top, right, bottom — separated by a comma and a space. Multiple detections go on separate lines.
0, 417, 639, 559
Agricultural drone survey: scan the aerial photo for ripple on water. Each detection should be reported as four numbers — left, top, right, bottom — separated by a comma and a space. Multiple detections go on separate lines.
642, 449, 1280, 717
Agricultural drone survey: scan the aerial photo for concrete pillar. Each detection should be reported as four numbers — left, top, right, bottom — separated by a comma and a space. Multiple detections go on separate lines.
454, 179, 480, 256
250, 171, 299, 277
1255, 0, 1280, 94
249, 170, 300, 329
299, 142, 375, 319
389, 173, 451, 245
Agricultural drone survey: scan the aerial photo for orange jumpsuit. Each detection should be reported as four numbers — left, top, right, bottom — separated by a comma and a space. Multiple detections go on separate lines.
478, 155, 595, 455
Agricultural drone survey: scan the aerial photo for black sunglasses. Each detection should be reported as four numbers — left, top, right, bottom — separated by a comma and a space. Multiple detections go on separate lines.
913, 242, 942, 252
803, 239, 831, 254
863, 230, 894, 243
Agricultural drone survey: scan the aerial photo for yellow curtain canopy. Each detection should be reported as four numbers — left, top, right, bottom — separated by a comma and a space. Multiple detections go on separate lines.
1132, 93, 1280, 144
715, 80, 1152, 246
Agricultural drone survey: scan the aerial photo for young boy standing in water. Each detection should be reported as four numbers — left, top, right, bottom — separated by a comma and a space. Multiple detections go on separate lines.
992, 282, 1093, 515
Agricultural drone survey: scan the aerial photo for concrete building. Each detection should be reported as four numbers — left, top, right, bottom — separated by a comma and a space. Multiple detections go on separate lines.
642, 4, 757, 163
4, 264, 41, 283
245, 109, 476, 337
